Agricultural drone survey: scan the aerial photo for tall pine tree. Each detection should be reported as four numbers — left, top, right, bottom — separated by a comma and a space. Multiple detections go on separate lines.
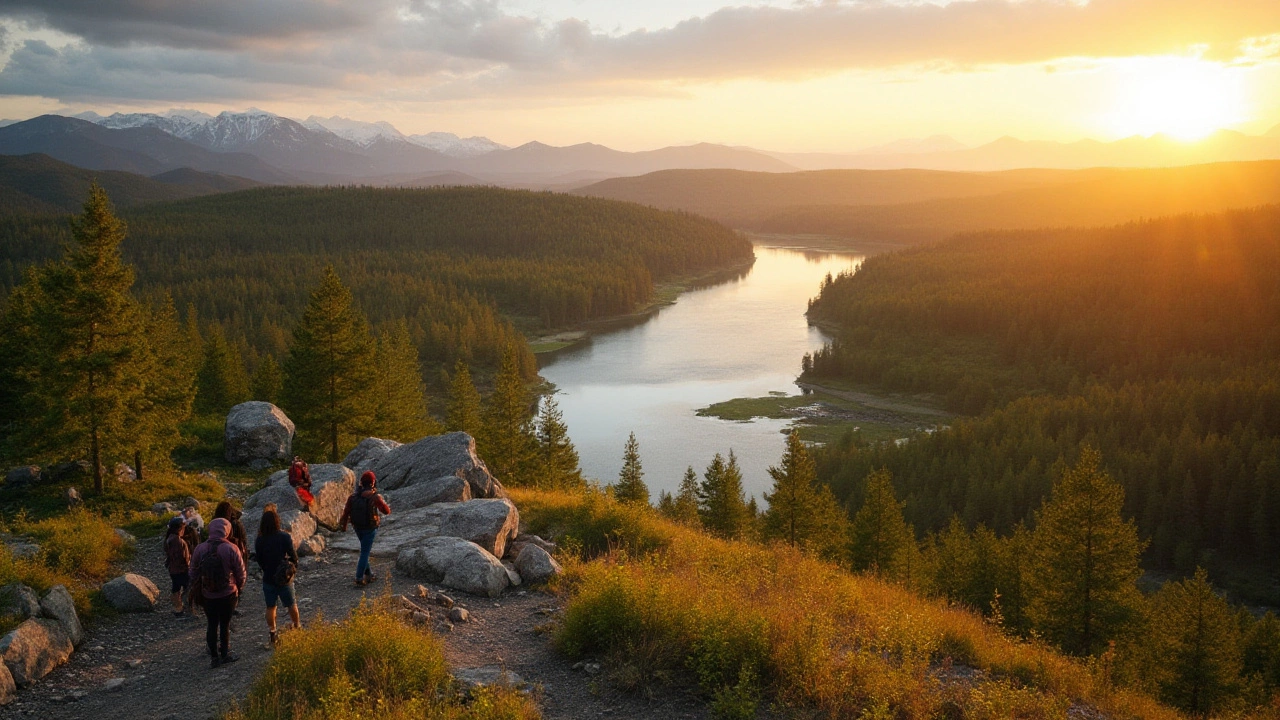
446, 359, 482, 435
849, 469, 913, 575
1026, 449, 1145, 656
1150, 569, 1242, 714
250, 354, 283, 405
370, 321, 439, 441
698, 451, 751, 538
281, 267, 376, 462
762, 431, 849, 559
663, 466, 702, 527
480, 345, 536, 483
195, 323, 250, 415
534, 396, 583, 490
613, 431, 649, 504
132, 294, 197, 474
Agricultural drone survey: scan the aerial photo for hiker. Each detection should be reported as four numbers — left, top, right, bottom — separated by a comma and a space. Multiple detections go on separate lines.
213, 501, 249, 558
164, 517, 192, 617
189, 517, 246, 668
255, 507, 301, 645
182, 504, 205, 535
287, 456, 314, 511
338, 471, 391, 587
178, 510, 202, 615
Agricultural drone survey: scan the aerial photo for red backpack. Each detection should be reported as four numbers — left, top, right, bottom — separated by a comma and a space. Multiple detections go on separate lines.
288, 460, 311, 489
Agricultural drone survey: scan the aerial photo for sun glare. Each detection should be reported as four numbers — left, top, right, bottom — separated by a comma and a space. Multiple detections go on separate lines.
1102, 57, 1248, 141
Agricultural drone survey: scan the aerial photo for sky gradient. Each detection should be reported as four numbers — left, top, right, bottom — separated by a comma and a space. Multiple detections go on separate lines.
1, 0, 1278, 151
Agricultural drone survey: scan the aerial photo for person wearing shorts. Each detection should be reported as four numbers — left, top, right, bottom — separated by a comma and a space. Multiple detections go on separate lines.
163, 516, 192, 617
254, 507, 301, 645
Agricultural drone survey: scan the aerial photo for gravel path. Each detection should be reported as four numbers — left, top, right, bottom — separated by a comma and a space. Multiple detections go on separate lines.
0, 535, 710, 720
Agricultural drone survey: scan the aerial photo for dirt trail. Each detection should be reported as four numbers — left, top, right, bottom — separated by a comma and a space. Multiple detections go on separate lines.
0, 536, 708, 720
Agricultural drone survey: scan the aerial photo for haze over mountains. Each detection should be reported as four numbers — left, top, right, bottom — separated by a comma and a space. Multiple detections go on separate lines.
0, 108, 1277, 190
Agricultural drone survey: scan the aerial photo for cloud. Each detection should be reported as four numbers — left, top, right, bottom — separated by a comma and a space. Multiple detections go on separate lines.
3, 0, 1280, 104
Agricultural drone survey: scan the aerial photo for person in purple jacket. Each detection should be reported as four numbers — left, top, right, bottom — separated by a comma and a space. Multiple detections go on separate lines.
190, 517, 247, 668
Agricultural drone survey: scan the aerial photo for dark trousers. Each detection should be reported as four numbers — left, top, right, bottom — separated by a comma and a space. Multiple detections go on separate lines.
204, 595, 235, 657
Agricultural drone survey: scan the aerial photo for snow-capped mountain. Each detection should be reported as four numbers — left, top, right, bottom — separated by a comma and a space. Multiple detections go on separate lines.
408, 132, 507, 158
303, 115, 406, 146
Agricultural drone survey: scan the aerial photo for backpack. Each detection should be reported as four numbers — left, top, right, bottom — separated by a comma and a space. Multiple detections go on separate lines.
199, 541, 232, 593
274, 555, 297, 586
288, 461, 311, 489
350, 493, 380, 531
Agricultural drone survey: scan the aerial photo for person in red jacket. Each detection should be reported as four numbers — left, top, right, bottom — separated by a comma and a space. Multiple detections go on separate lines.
287, 456, 314, 511
190, 518, 247, 668
339, 471, 391, 587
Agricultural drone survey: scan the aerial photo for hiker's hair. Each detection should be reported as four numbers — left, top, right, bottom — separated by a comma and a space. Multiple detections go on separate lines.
213, 500, 235, 520
259, 508, 281, 537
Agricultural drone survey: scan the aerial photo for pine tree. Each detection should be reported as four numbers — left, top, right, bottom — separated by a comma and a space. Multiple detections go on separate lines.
698, 451, 751, 538
849, 469, 913, 575
667, 466, 702, 526
132, 294, 197, 474
1026, 449, 1145, 656
195, 323, 250, 415
250, 354, 283, 405
370, 321, 439, 442
1151, 569, 1242, 714
614, 431, 649, 504
763, 431, 848, 559
3, 186, 154, 491
446, 359, 482, 435
281, 267, 376, 462
534, 396, 582, 490
480, 344, 536, 483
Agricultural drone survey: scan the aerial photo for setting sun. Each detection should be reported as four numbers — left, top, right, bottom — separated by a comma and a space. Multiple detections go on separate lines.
1102, 57, 1250, 141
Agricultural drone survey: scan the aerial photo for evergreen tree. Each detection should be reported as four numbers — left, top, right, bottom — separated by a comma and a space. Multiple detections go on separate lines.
534, 396, 583, 490
698, 451, 751, 538
370, 321, 439, 442
132, 295, 197, 473
1151, 569, 1242, 714
665, 466, 702, 527
3, 186, 155, 491
849, 469, 913, 575
1026, 449, 1145, 656
480, 344, 536, 483
195, 323, 250, 415
614, 431, 649, 504
250, 354, 283, 405
281, 267, 376, 462
762, 431, 849, 559
446, 359, 482, 435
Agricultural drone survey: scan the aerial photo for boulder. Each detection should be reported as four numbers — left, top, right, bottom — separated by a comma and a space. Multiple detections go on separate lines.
114, 528, 136, 546
0, 584, 40, 620
0, 618, 73, 686
247, 458, 273, 472
396, 538, 509, 598
453, 665, 523, 690
0, 663, 13, 704
342, 437, 402, 476
241, 505, 316, 551
267, 463, 353, 527
384, 475, 471, 511
298, 533, 326, 557
328, 498, 519, 558
513, 544, 563, 585
151, 502, 176, 515
366, 432, 505, 499
3, 541, 39, 561
3, 467, 39, 490
224, 402, 294, 465
506, 533, 557, 559
43, 461, 89, 483
114, 463, 136, 483
38, 585, 82, 646
101, 574, 160, 612
501, 561, 522, 586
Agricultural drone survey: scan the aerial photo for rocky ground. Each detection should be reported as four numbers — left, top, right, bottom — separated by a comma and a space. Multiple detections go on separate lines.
0, 534, 711, 720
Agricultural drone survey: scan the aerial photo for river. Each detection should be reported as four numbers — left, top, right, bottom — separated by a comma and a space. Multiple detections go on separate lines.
538, 244, 865, 502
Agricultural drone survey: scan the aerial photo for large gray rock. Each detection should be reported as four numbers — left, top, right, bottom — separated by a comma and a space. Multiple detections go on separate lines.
3, 467, 39, 490
328, 498, 519, 559
101, 574, 160, 612
384, 475, 471, 511
0, 618, 73, 686
266, 463, 354, 527
38, 586, 82, 646
396, 538, 509, 598
343, 437, 402, 477
0, 662, 13, 704
224, 402, 294, 465
0, 584, 39, 620
513, 544, 563, 585
366, 432, 505, 499
241, 501, 316, 552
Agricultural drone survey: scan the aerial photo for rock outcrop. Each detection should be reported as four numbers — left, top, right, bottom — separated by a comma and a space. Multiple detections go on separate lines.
240, 486, 316, 551
38, 586, 82, 646
3, 467, 39, 490
0, 618, 73, 686
224, 402, 294, 465
101, 574, 160, 612
265, 463, 353, 527
328, 498, 519, 558
366, 433, 505, 499
342, 437, 402, 477
396, 538, 510, 598
0, 584, 40, 620
513, 544, 563, 585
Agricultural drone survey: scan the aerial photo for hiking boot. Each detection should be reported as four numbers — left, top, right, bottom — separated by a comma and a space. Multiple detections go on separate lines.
210, 655, 221, 669
220, 652, 239, 665
269, 631, 279, 646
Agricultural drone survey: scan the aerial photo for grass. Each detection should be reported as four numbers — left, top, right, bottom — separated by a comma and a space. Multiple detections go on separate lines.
696, 388, 944, 444
512, 487, 1181, 720
529, 341, 576, 354
226, 601, 540, 720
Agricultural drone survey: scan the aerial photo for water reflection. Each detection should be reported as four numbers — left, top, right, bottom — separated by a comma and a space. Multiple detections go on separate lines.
539, 245, 864, 501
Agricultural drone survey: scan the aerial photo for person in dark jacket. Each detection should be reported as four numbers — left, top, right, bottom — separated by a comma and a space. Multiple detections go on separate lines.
254, 507, 301, 645
213, 500, 249, 557
338, 471, 391, 587
190, 518, 247, 668
164, 517, 192, 617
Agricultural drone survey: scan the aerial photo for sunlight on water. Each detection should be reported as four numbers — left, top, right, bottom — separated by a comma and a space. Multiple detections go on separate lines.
539, 244, 864, 501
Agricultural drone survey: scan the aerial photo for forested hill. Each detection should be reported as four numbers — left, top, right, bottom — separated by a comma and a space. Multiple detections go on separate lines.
806, 206, 1280, 594
0, 186, 751, 373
